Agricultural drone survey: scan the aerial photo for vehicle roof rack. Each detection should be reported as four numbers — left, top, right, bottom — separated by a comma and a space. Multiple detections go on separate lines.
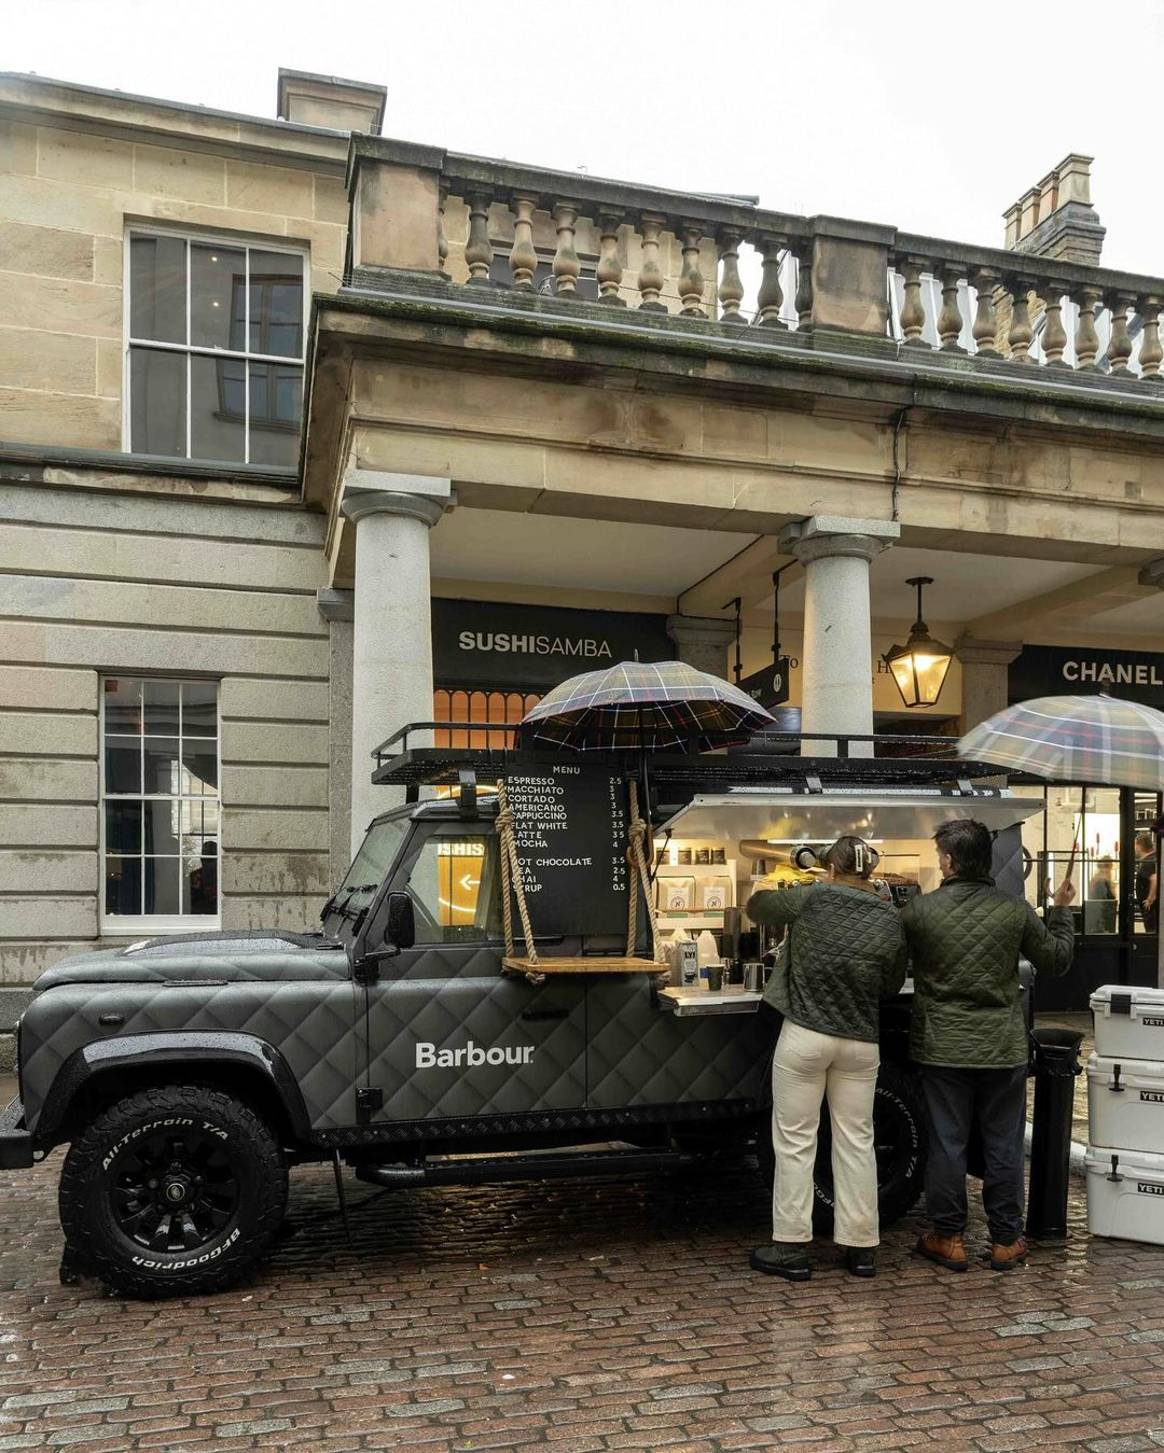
370, 721, 1008, 796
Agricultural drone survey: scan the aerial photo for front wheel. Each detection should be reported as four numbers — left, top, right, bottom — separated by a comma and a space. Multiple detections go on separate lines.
59, 1085, 288, 1299
755, 1059, 926, 1232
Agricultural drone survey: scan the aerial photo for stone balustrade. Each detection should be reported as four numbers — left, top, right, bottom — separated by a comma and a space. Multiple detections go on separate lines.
433, 151, 812, 326
889, 235, 1164, 380
345, 137, 1164, 391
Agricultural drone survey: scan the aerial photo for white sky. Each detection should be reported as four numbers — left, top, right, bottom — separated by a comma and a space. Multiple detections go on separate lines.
7, 0, 1164, 276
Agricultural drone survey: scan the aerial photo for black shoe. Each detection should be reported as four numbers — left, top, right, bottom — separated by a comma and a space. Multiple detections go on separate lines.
844, 1247, 877, 1278
749, 1242, 812, 1281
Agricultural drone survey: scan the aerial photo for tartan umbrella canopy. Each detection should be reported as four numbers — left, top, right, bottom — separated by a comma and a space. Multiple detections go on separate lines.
517, 659, 777, 753
958, 693, 1164, 790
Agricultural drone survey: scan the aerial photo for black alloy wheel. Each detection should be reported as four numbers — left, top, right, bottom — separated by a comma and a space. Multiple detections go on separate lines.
109, 1123, 240, 1255
59, 1084, 288, 1299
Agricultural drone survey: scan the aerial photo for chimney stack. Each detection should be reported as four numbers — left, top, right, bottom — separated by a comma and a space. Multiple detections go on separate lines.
1003, 154, 1104, 266
276, 69, 386, 135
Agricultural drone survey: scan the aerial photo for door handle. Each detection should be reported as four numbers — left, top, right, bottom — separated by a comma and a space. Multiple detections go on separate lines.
521, 1007, 570, 1022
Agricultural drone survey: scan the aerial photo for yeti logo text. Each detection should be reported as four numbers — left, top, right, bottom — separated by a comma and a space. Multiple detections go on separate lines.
415, 1040, 534, 1069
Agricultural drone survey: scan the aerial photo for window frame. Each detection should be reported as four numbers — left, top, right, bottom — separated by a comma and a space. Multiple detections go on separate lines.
122, 224, 310, 467
98, 673, 224, 937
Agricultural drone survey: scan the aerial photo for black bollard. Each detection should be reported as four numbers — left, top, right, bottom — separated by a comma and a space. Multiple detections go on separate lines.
1026, 1026, 1084, 1242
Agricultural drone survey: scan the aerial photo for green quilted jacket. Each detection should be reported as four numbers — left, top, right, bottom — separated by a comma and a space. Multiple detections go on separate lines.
747, 883, 908, 1043
901, 876, 1075, 1069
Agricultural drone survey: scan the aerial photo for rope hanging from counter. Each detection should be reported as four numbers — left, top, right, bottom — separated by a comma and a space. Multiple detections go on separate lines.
496, 778, 539, 967
496, 774, 664, 976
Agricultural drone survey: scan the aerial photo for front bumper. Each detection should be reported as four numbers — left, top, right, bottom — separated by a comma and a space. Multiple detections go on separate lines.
0, 1097, 33, 1169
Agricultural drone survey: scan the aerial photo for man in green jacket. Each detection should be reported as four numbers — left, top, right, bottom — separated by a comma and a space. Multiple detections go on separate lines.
902, 818, 1075, 1273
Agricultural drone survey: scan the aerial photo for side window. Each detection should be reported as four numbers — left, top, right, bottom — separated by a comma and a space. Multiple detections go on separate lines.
405, 836, 501, 944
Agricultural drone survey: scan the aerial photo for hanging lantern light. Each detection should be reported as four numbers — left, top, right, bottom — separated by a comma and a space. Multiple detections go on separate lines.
883, 576, 953, 708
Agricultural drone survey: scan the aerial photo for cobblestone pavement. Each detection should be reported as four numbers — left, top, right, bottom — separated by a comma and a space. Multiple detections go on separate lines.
1, 1140, 1163, 1453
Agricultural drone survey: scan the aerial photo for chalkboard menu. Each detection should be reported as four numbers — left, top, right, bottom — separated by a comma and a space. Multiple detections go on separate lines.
504, 765, 631, 938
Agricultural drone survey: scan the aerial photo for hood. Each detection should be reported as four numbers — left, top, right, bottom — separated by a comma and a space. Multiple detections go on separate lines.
34, 929, 350, 989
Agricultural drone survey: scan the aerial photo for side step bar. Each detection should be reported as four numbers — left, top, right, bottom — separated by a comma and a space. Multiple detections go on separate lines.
354, 1146, 701, 1189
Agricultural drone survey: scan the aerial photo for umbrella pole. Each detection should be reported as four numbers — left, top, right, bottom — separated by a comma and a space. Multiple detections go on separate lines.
640, 751, 656, 880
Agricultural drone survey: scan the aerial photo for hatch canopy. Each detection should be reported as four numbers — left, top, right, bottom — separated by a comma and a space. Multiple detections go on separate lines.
657, 790, 1043, 844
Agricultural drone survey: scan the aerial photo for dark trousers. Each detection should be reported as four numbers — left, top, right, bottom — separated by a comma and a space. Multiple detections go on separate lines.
921, 1065, 1027, 1244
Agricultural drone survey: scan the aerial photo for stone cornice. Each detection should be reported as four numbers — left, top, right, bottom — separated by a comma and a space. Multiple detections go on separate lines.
312, 283, 1164, 445
0, 72, 350, 173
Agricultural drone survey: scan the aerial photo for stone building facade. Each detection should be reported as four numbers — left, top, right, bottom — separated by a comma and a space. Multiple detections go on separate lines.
2, 67, 1163, 1057
0, 71, 376, 1058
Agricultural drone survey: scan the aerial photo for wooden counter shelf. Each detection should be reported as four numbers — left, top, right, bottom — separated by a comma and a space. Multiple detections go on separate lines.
502, 956, 662, 975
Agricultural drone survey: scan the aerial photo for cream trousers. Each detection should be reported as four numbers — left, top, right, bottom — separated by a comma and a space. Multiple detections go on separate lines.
770, 1019, 880, 1248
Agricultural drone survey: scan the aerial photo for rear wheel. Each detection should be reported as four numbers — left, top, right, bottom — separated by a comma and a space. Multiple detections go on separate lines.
59, 1085, 287, 1299
755, 1059, 926, 1231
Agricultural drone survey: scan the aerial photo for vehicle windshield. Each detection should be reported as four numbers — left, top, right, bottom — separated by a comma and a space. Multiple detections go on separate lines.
322, 815, 411, 938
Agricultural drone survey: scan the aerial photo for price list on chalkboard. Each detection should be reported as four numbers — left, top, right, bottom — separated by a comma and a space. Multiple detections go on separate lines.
504, 765, 631, 938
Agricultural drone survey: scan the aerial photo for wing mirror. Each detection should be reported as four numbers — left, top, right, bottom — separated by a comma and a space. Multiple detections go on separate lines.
384, 891, 415, 951
352, 890, 416, 983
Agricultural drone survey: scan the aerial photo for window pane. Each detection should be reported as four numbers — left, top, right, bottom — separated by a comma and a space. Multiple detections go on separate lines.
130, 347, 186, 457
328, 816, 407, 927
142, 680, 180, 736
130, 235, 186, 344
182, 681, 217, 738
248, 251, 303, 358
104, 740, 141, 794
1134, 794, 1160, 934
144, 858, 180, 916
106, 801, 142, 854
181, 742, 218, 794
184, 851, 219, 915
105, 856, 142, 916
1082, 787, 1121, 936
144, 737, 181, 794
190, 354, 245, 464
248, 362, 302, 467
190, 243, 246, 351
181, 797, 220, 841
103, 677, 143, 735
405, 836, 500, 944
144, 799, 182, 857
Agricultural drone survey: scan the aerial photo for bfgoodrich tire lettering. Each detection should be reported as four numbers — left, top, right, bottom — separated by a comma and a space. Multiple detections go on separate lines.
59, 1085, 287, 1299
812, 1061, 925, 1232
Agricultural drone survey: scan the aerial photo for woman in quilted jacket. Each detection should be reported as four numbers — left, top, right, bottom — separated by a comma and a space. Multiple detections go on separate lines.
746, 836, 907, 1282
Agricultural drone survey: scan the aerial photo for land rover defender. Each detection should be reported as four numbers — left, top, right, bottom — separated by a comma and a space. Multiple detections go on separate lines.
0, 728, 1037, 1297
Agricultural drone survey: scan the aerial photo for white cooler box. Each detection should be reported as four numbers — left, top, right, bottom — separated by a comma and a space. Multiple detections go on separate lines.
1086, 1145, 1164, 1244
1090, 985, 1164, 1060
1088, 1054, 1164, 1154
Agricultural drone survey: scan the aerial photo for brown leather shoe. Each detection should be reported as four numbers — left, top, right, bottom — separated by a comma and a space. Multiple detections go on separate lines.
914, 1230, 968, 1272
989, 1235, 1029, 1271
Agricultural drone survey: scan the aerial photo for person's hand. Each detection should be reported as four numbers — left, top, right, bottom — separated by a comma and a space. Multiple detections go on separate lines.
1053, 879, 1076, 908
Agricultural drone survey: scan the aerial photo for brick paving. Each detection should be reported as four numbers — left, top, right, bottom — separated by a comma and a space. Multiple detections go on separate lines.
1, 1136, 1163, 1452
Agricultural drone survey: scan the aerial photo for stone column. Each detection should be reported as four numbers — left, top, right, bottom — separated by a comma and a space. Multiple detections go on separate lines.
665, 614, 738, 678
954, 637, 1022, 734
317, 587, 354, 886
342, 478, 452, 858
778, 516, 900, 755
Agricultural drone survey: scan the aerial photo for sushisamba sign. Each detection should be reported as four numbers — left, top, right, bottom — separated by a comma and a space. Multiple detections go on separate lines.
1010, 645, 1164, 708
432, 599, 674, 688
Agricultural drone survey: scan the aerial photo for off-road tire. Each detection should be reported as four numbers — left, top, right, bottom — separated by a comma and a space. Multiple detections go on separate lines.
755, 1059, 926, 1232
59, 1085, 287, 1299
